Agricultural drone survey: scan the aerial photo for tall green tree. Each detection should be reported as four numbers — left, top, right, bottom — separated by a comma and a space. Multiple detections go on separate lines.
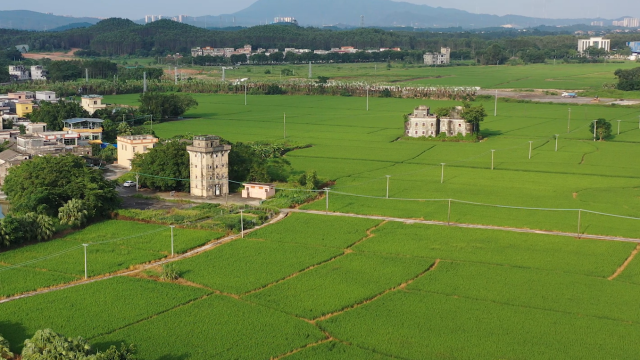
614, 67, 640, 91
3, 155, 120, 218
589, 118, 612, 141
21, 329, 136, 360
0, 334, 13, 360
28, 101, 90, 131
461, 104, 488, 134
58, 199, 90, 228
139, 93, 198, 120
131, 140, 190, 191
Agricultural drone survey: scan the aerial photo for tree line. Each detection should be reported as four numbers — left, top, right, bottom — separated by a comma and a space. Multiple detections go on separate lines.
1, 18, 639, 60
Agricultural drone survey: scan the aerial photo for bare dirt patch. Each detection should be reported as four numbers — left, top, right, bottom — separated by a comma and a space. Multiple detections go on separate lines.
23, 48, 81, 61
608, 244, 640, 280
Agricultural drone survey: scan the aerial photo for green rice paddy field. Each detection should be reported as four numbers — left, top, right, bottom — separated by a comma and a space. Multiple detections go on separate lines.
104, 92, 640, 238
2, 212, 640, 359
187, 62, 640, 91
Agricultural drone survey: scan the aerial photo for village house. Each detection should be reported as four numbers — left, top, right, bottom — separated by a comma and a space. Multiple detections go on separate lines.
35, 91, 58, 102
405, 105, 473, 138
63, 118, 104, 144
242, 182, 276, 200
424, 47, 451, 65
0, 150, 30, 185
80, 95, 107, 115
117, 135, 159, 169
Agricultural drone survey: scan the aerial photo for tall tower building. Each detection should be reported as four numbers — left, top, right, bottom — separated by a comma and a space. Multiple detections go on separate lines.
186, 135, 232, 197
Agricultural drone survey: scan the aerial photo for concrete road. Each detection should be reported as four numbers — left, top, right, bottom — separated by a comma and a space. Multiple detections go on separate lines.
477, 89, 640, 105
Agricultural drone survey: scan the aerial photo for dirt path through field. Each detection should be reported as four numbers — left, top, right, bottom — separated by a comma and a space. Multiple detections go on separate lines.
284, 209, 640, 244
608, 244, 640, 280
23, 48, 81, 61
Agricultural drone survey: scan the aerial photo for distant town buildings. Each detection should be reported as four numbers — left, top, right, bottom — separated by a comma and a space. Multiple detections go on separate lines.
145, 15, 187, 23
578, 37, 610, 54
423, 47, 451, 65
405, 105, 472, 138
628, 41, 640, 54
191, 44, 403, 59
613, 18, 640, 28
591, 21, 604, 27
273, 17, 298, 25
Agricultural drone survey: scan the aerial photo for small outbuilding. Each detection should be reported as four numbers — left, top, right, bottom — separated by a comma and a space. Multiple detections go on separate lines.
242, 182, 276, 200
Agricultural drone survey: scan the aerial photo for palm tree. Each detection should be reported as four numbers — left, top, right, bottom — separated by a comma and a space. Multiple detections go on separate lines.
58, 199, 89, 228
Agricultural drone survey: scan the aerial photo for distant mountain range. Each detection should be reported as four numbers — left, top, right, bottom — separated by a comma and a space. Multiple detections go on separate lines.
0, 10, 99, 31
0, 1, 622, 31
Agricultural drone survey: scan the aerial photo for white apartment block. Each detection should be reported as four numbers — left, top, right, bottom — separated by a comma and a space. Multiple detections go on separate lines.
30, 66, 47, 80
8, 65, 30, 81
578, 37, 610, 54
613, 18, 640, 28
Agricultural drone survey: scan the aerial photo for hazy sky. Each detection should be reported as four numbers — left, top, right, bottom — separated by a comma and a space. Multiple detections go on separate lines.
1, 0, 638, 20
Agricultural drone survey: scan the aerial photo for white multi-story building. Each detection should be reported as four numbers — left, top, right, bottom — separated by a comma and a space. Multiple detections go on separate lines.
613, 18, 640, 27
186, 135, 232, 197
578, 37, 610, 54
30, 66, 47, 80
424, 47, 451, 65
35, 91, 58, 102
8, 65, 30, 81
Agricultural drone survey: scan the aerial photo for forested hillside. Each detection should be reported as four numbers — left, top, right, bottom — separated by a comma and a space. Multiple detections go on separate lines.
0, 18, 638, 58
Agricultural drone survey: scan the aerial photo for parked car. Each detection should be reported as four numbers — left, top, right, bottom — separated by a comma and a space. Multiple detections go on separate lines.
123, 181, 136, 188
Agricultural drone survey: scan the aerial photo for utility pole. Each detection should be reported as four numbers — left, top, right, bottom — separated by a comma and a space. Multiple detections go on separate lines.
85, 68, 88, 83
441, 163, 445, 184
577, 209, 582, 238
567, 108, 571, 133
324, 188, 330, 213
555, 134, 559, 152
593, 120, 597, 141
385, 175, 391, 198
447, 199, 451, 225
174, 67, 178, 85
494, 89, 498, 116
240, 210, 244, 238
170, 226, 175, 256
283, 113, 286, 139
150, 115, 153, 130
135, 173, 140, 192
244, 82, 247, 106
309, 61, 312, 79
143, 72, 147, 93
491, 150, 495, 170
83, 244, 88, 279
529, 141, 533, 159
222, 67, 226, 81
617, 120, 621, 135
366, 85, 369, 111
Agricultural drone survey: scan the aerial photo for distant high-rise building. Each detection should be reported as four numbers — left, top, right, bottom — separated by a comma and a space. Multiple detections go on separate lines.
613, 18, 640, 27
591, 21, 604, 26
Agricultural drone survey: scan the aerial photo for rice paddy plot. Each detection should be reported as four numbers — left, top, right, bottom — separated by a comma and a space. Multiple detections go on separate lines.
246, 212, 381, 249
352, 222, 634, 277
92, 294, 325, 360
0, 265, 77, 299
284, 340, 395, 360
0, 276, 209, 352
319, 291, 640, 359
244, 252, 433, 319
175, 239, 343, 294
408, 261, 640, 323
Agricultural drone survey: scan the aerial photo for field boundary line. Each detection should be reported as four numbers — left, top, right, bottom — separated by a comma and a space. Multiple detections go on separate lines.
608, 244, 640, 281
242, 221, 386, 297
270, 337, 334, 360
311, 259, 440, 323
284, 209, 640, 244
0, 212, 289, 304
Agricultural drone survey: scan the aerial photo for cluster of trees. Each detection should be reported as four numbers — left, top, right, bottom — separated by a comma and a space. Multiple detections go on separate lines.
139, 92, 198, 120
1, 155, 120, 247
614, 67, 640, 91
0, 329, 135, 360
27, 100, 89, 130
43, 58, 162, 82
589, 118, 612, 141
131, 138, 298, 192
0, 48, 24, 82
1, 18, 639, 61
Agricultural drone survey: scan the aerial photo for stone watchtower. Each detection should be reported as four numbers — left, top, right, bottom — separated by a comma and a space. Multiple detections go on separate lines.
186, 135, 232, 197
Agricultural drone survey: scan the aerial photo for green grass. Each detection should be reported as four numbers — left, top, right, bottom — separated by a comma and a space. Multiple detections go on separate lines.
408, 261, 640, 323
0, 220, 223, 296
246, 212, 381, 248
319, 290, 640, 359
245, 252, 433, 319
175, 239, 343, 294
0, 276, 209, 352
92, 294, 325, 360
353, 221, 634, 277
